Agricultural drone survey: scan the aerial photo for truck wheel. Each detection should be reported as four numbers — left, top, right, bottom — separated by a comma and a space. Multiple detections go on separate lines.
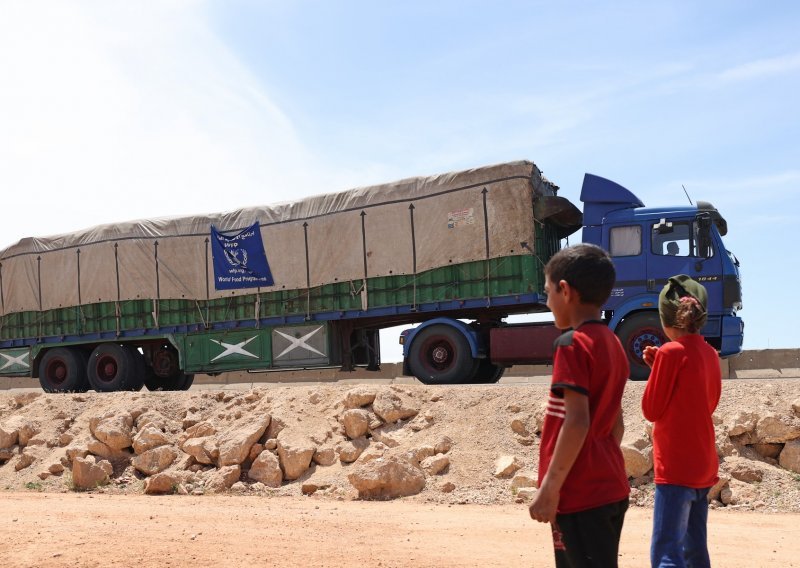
88, 344, 143, 392
471, 359, 506, 384
145, 369, 193, 391
39, 348, 90, 393
124, 346, 146, 391
144, 344, 190, 391
616, 312, 667, 381
408, 325, 478, 385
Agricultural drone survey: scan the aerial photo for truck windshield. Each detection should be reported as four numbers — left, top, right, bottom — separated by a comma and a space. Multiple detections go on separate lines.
651, 219, 714, 258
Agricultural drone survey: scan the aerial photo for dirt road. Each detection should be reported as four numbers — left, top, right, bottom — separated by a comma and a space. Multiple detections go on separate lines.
2, 493, 798, 568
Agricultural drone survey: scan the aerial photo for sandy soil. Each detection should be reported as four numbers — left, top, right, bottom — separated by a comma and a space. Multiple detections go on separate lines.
2, 492, 799, 568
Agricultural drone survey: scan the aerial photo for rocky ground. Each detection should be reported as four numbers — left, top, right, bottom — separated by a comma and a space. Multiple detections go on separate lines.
1, 379, 799, 513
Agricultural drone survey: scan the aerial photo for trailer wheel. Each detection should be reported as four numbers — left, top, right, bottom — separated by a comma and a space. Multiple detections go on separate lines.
88, 344, 144, 392
39, 348, 90, 393
145, 369, 194, 391
616, 312, 667, 381
144, 345, 191, 391
471, 359, 506, 384
408, 325, 478, 385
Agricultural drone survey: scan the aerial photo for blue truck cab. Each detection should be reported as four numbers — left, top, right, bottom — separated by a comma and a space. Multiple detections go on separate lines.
581, 174, 744, 379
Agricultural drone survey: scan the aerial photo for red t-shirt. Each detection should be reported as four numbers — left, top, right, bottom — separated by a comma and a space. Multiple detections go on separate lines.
538, 322, 630, 514
642, 334, 721, 488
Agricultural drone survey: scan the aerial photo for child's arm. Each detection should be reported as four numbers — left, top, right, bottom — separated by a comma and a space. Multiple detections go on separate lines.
642, 347, 680, 422
529, 388, 590, 524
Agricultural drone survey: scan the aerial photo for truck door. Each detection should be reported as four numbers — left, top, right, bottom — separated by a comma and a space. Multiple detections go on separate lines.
603, 223, 648, 311
648, 216, 724, 316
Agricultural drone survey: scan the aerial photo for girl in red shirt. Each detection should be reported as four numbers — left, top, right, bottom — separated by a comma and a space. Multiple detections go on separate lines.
642, 275, 721, 568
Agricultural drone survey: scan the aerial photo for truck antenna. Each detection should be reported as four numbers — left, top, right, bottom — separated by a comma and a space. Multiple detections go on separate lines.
681, 184, 693, 206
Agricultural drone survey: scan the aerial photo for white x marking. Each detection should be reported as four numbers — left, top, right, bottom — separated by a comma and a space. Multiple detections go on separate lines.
274, 327, 325, 359
210, 336, 259, 362
0, 351, 30, 370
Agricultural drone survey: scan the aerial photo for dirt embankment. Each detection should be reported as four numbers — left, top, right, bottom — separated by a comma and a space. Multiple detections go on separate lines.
0, 380, 799, 511
1, 379, 800, 567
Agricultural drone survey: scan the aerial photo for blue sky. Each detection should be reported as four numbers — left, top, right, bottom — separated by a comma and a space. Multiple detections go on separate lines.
1, 2, 798, 360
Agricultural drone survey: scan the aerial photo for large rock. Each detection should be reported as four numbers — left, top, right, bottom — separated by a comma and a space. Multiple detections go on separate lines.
342, 387, 377, 409
313, 446, 337, 466
144, 471, 183, 495
347, 456, 426, 499
434, 436, 453, 455
248, 451, 283, 487
89, 412, 134, 451
621, 443, 653, 478
338, 438, 369, 463
372, 390, 419, 423
724, 456, 764, 483
181, 436, 219, 465
341, 409, 371, 440
716, 428, 737, 458
708, 474, 730, 502
779, 439, 800, 473
15, 450, 36, 471
132, 425, 171, 455
420, 454, 449, 475
510, 470, 537, 491
131, 445, 178, 476
752, 443, 783, 460
178, 421, 216, 445
17, 421, 40, 447
204, 465, 241, 493
408, 445, 436, 465
494, 455, 523, 479
87, 438, 131, 460
72, 456, 113, 490
792, 399, 800, 417
217, 415, 271, 466
0, 417, 23, 449
276, 431, 315, 480
727, 411, 759, 436
755, 414, 800, 443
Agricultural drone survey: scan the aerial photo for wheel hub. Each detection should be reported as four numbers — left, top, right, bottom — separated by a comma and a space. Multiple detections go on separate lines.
431, 346, 450, 365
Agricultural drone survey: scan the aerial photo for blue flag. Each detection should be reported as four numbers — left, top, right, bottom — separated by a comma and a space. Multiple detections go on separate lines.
210, 222, 274, 290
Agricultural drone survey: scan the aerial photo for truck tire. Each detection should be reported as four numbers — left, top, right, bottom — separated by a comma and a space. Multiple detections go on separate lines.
408, 324, 478, 385
145, 368, 193, 391
88, 343, 144, 392
144, 344, 190, 391
616, 312, 667, 381
39, 348, 90, 393
471, 359, 506, 384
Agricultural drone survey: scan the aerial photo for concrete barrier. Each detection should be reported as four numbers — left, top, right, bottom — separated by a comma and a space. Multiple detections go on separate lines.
3, 350, 799, 391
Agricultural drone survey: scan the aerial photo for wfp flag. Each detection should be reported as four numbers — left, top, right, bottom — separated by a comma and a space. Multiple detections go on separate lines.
210, 222, 274, 290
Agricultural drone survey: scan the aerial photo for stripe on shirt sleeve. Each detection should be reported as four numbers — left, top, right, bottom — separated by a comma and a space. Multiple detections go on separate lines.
552, 382, 589, 396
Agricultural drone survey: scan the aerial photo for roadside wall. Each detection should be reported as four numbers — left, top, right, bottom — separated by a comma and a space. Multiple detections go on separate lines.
2, 349, 799, 390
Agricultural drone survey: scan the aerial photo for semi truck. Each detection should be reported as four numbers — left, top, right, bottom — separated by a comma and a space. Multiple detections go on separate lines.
0, 161, 742, 391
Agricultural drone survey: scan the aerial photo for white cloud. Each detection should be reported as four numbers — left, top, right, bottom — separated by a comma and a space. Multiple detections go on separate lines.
717, 52, 800, 83
0, 2, 315, 250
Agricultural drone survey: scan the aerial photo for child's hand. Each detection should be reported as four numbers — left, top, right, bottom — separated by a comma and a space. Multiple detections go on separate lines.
529, 485, 558, 524
643, 345, 658, 368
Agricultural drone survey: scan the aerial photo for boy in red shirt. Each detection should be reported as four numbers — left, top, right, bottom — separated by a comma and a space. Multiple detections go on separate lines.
529, 244, 630, 567
642, 275, 721, 568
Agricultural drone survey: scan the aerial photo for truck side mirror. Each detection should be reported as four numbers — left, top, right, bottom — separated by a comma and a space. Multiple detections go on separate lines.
696, 214, 712, 258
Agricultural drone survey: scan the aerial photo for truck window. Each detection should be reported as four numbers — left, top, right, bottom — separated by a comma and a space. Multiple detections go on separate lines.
651, 220, 714, 258
609, 225, 641, 257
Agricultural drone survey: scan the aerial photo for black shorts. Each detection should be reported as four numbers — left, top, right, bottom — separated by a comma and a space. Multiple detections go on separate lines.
551, 497, 629, 568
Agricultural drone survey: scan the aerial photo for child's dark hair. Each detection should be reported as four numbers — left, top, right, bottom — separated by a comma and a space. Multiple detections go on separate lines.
544, 243, 616, 306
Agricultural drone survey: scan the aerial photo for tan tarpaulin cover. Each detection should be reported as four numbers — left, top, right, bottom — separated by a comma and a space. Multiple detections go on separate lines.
0, 161, 558, 315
